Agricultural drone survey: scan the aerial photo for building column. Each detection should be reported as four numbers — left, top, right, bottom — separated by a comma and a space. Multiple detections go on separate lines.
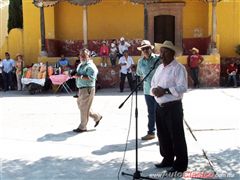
40, 6, 48, 56
144, 1, 148, 40
83, 5, 88, 48
210, 0, 219, 54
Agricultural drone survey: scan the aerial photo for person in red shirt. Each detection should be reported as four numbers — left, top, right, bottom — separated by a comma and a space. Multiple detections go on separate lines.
187, 47, 204, 88
99, 41, 109, 67
226, 61, 238, 87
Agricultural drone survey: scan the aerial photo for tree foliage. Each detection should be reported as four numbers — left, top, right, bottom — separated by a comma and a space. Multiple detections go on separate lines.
8, 0, 23, 33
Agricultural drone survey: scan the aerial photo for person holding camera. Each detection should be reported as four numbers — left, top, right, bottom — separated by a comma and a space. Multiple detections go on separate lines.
118, 49, 134, 92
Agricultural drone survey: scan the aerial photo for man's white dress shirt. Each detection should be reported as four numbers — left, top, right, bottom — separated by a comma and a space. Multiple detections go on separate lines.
151, 59, 188, 105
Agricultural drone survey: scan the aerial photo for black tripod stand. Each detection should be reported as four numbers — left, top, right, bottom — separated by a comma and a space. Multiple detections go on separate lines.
118, 60, 159, 180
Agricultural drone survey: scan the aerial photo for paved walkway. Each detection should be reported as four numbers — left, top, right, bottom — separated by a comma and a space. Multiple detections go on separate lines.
1, 88, 240, 180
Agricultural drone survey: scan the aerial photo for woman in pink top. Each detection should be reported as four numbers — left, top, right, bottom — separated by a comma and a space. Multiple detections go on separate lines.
15, 53, 24, 91
99, 41, 109, 67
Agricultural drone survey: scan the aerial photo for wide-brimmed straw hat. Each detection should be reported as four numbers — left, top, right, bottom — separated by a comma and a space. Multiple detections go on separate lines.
155, 41, 182, 56
190, 47, 199, 53
120, 37, 125, 41
137, 40, 154, 51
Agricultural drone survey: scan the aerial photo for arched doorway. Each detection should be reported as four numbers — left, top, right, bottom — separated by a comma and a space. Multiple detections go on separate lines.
147, 2, 185, 47
154, 15, 175, 44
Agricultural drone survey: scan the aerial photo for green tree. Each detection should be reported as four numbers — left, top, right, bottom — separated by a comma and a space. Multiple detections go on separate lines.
8, 0, 23, 33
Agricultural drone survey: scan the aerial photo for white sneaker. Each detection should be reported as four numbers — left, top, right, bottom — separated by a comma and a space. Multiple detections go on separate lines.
104, 63, 107, 67
100, 63, 104, 67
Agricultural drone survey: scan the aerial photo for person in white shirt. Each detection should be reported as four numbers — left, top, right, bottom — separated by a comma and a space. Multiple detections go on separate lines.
151, 41, 188, 175
2, 52, 15, 91
118, 37, 131, 58
109, 40, 118, 67
118, 49, 134, 92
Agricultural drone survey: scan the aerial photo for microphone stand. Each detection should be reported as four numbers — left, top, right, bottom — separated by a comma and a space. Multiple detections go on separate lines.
119, 59, 159, 180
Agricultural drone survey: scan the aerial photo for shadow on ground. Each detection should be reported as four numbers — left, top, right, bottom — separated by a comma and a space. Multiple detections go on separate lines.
2, 148, 239, 180
92, 139, 158, 155
37, 130, 96, 142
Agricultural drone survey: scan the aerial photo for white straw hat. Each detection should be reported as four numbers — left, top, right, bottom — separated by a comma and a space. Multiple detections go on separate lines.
155, 41, 182, 56
137, 40, 154, 51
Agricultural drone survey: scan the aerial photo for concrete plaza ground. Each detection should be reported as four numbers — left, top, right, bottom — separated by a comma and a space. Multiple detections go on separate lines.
1, 87, 240, 180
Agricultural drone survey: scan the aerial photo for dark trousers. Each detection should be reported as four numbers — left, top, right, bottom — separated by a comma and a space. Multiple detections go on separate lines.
190, 67, 199, 87
0, 73, 3, 90
2, 71, 14, 91
156, 100, 188, 171
120, 72, 133, 92
110, 54, 117, 66
227, 75, 237, 87
144, 95, 157, 135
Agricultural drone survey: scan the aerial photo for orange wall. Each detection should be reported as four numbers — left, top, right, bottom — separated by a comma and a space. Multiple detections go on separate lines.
183, 1, 209, 38
217, 1, 240, 56
54, 0, 143, 40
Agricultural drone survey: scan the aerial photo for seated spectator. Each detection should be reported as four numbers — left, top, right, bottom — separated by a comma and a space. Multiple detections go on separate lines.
56, 54, 71, 73
118, 37, 131, 58
99, 41, 109, 67
226, 61, 238, 87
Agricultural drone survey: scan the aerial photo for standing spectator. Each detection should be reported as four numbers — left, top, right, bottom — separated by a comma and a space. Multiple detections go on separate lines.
109, 40, 118, 67
226, 61, 238, 87
151, 41, 188, 175
71, 56, 81, 98
119, 50, 134, 92
56, 54, 71, 73
2, 52, 15, 91
0, 58, 3, 90
73, 48, 102, 133
136, 40, 160, 140
99, 41, 109, 67
187, 47, 204, 88
15, 53, 24, 91
118, 37, 131, 58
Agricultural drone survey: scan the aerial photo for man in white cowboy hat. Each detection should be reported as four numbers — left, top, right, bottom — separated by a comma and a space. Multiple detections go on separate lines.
151, 41, 188, 175
136, 40, 160, 140
118, 37, 131, 58
187, 47, 204, 88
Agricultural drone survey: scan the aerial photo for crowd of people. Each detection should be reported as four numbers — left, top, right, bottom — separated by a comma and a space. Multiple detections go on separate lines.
3, 38, 240, 176
0, 52, 24, 91
68, 40, 189, 176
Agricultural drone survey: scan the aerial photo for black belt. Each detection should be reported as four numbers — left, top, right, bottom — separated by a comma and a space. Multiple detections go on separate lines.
159, 100, 181, 107
79, 86, 94, 89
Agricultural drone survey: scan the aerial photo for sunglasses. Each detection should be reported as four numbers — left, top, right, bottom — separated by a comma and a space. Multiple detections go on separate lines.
142, 47, 151, 51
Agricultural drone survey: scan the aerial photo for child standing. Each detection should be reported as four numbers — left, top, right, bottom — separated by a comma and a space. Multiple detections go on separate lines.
99, 41, 109, 67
